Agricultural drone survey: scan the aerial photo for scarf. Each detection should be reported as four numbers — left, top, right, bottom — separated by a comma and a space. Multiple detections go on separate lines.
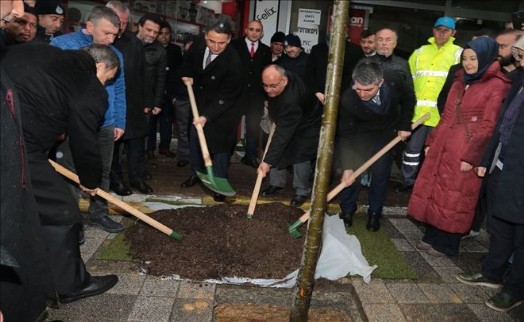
463, 37, 498, 84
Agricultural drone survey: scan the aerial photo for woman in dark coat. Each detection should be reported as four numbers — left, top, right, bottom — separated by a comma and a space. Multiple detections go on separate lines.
408, 37, 511, 257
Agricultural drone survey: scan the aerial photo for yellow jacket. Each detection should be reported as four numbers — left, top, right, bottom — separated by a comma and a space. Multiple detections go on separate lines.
409, 37, 462, 126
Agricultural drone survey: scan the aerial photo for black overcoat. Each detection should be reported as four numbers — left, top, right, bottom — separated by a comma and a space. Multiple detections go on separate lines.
2, 43, 107, 225
182, 39, 244, 153
264, 72, 321, 169
481, 70, 524, 224
230, 37, 272, 113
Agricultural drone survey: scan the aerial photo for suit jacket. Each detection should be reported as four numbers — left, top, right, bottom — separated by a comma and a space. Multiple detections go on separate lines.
181, 38, 244, 153
230, 37, 272, 113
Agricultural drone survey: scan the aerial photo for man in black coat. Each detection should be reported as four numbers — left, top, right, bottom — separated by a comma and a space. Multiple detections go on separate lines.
2, 43, 120, 307
180, 19, 244, 202
276, 33, 308, 80
230, 20, 272, 168
107, 0, 148, 197
457, 44, 524, 313
336, 59, 415, 232
258, 64, 322, 207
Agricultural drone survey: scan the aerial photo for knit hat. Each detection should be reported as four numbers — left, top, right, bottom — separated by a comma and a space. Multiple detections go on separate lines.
514, 35, 524, 51
284, 33, 301, 48
23, 3, 38, 18
35, 0, 65, 16
434, 16, 455, 30
270, 31, 285, 43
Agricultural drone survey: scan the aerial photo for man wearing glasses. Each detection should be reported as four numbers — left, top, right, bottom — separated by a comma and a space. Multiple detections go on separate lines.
397, 16, 462, 192
258, 64, 322, 207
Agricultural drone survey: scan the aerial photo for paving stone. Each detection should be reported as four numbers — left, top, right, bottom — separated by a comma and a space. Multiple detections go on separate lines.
176, 280, 215, 299
419, 251, 457, 267
107, 273, 146, 295
450, 252, 486, 273
362, 303, 406, 322
47, 293, 135, 321
140, 276, 181, 297
460, 240, 488, 253
448, 283, 491, 304
466, 303, 514, 322
388, 218, 424, 240
385, 283, 429, 304
170, 298, 213, 322
401, 252, 441, 283
352, 278, 394, 304
417, 283, 462, 304
127, 296, 174, 322
398, 303, 439, 321
428, 303, 478, 321
214, 284, 292, 305
381, 219, 404, 239
83, 226, 111, 239
433, 266, 463, 283
391, 238, 415, 251
80, 236, 106, 262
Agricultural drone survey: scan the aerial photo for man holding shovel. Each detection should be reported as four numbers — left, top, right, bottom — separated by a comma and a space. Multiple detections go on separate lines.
180, 18, 243, 202
258, 64, 322, 207
337, 59, 415, 231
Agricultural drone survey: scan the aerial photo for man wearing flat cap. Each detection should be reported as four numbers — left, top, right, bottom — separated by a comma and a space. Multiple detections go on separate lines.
397, 16, 462, 192
34, 0, 65, 43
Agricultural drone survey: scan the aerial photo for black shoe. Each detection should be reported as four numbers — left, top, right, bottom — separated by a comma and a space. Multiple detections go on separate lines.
261, 185, 283, 196
130, 180, 153, 194
177, 160, 189, 167
213, 193, 226, 202
290, 194, 308, 207
339, 212, 354, 228
181, 175, 199, 188
110, 181, 132, 196
58, 275, 118, 304
78, 229, 85, 245
241, 157, 259, 168
88, 215, 124, 233
366, 212, 381, 232
394, 183, 413, 193
159, 149, 175, 158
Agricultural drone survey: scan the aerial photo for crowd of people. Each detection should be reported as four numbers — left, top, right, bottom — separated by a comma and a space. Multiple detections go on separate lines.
1, 0, 523, 318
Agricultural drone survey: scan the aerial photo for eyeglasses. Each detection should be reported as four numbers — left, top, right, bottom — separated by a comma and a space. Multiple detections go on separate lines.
262, 79, 283, 89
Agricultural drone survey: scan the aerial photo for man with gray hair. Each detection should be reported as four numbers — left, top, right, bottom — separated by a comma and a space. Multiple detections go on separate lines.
51, 6, 127, 233
336, 59, 415, 231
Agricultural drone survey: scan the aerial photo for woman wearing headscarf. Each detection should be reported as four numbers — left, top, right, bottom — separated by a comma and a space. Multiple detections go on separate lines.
407, 37, 511, 257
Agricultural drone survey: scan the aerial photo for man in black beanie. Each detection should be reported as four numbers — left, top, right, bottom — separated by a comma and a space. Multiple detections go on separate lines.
1, 3, 37, 45
270, 31, 285, 62
34, 0, 64, 43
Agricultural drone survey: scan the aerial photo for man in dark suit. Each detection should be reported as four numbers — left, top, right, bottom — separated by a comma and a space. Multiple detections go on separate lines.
258, 64, 322, 207
180, 18, 244, 202
230, 20, 272, 168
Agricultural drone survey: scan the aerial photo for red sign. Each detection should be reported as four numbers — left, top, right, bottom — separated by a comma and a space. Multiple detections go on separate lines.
348, 8, 366, 45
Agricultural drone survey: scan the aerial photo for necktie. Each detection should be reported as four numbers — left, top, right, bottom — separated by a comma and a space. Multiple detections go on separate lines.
205, 53, 212, 68
250, 42, 255, 58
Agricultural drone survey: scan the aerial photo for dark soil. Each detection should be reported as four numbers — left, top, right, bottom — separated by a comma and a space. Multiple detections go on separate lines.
125, 203, 307, 280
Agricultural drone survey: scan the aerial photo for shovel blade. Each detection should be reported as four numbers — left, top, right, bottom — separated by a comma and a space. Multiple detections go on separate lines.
196, 171, 236, 196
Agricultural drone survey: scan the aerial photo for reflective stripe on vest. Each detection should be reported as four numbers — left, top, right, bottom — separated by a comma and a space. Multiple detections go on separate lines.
413, 70, 448, 77
416, 100, 438, 107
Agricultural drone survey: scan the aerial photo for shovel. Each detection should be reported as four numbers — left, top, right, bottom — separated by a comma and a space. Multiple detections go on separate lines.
184, 80, 236, 196
49, 160, 182, 240
288, 112, 430, 238
246, 123, 276, 219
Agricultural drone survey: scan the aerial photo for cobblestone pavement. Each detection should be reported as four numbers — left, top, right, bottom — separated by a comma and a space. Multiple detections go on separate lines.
47, 153, 523, 321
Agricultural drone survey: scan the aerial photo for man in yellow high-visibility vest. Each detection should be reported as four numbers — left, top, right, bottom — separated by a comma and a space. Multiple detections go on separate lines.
397, 16, 462, 192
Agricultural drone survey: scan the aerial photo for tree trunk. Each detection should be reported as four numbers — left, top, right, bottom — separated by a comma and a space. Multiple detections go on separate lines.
290, 0, 350, 321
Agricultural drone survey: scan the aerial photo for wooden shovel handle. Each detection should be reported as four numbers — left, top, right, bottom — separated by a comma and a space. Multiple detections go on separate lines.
185, 81, 212, 168
49, 160, 178, 238
247, 123, 276, 216
297, 112, 430, 223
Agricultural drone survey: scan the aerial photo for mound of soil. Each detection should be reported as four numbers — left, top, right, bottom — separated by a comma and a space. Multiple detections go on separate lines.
125, 203, 307, 280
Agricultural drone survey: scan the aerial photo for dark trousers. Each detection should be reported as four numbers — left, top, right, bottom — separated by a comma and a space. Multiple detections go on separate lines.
422, 225, 462, 256
339, 144, 393, 215
482, 168, 524, 299
401, 125, 433, 186
243, 107, 263, 161
147, 101, 174, 151
111, 136, 147, 184
174, 98, 191, 161
189, 126, 230, 178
